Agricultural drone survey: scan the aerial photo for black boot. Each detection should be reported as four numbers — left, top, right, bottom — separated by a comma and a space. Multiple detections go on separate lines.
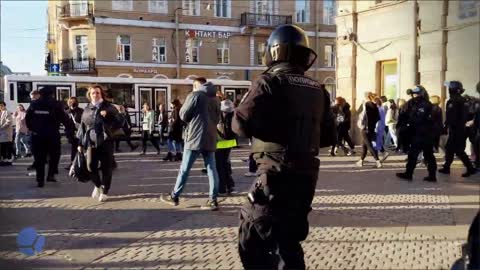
396, 172, 412, 181
423, 175, 437, 182
162, 152, 173, 161
438, 167, 450, 174
461, 168, 477, 178
175, 153, 182, 161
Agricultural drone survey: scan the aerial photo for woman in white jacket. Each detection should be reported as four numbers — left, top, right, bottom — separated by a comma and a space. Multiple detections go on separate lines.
385, 99, 399, 149
140, 103, 160, 155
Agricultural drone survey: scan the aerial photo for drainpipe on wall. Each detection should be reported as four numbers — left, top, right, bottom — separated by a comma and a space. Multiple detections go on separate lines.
413, 0, 419, 85
351, 0, 358, 111
440, 0, 448, 107
314, 0, 319, 79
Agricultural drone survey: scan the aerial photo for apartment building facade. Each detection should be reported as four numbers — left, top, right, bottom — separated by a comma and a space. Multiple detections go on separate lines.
336, 0, 479, 110
46, 0, 337, 93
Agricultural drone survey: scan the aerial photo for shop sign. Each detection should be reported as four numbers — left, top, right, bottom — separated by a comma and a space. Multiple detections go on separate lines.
133, 68, 158, 74
215, 71, 234, 76
185, 30, 232, 39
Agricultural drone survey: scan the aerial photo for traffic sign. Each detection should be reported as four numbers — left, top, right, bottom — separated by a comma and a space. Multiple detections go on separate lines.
49, 64, 60, 73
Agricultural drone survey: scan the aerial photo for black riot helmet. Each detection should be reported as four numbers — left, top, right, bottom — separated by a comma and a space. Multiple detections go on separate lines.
38, 86, 54, 98
411, 85, 429, 100
445, 80, 465, 96
263, 24, 317, 71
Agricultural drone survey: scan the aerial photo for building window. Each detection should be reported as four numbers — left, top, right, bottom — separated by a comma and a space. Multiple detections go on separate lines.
215, 0, 230, 18
116, 35, 131, 61
257, 42, 265, 65
458, 0, 478, 19
152, 38, 166, 63
255, 0, 271, 14
217, 40, 229, 64
295, 0, 309, 23
183, 0, 200, 16
112, 0, 133, 11
75, 35, 88, 61
149, 0, 168, 13
323, 0, 336, 25
185, 38, 199, 63
324, 45, 335, 67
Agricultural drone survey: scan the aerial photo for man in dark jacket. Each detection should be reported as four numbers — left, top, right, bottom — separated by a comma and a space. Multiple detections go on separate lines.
357, 92, 382, 168
161, 77, 221, 211
439, 81, 476, 177
26, 87, 75, 187
233, 24, 335, 270
396, 85, 437, 182
65, 97, 83, 169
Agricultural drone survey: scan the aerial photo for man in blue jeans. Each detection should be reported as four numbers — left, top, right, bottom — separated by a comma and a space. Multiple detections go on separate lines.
161, 77, 221, 210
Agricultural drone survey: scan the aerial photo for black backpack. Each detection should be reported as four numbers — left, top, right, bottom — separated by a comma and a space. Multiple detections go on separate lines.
218, 112, 236, 140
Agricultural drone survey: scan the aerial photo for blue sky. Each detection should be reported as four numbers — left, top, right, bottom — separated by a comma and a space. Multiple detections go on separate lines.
1, 0, 48, 75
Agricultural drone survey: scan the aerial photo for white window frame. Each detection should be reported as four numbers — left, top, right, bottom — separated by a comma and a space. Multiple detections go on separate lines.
116, 35, 132, 61
217, 40, 229, 64
255, 0, 272, 14
75, 35, 88, 61
324, 44, 335, 67
182, 0, 201, 16
214, 0, 231, 18
257, 42, 265, 65
152, 37, 167, 63
70, 0, 88, 16
323, 0, 336, 25
295, 0, 310, 23
149, 0, 168, 13
185, 38, 199, 63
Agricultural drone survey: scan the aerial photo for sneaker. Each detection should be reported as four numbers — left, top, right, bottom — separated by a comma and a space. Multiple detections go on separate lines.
160, 193, 179, 206
27, 172, 36, 176
139, 152, 146, 156
201, 200, 219, 211
27, 165, 35, 171
423, 176, 437, 182
99, 194, 108, 202
396, 172, 412, 181
438, 167, 450, 174
347, 150, 355, 156
91, 186, 102, 199
375, 160, 383, 168
356, 160, 364, 167
201, 168, 207, 174
244, 172, 256, 177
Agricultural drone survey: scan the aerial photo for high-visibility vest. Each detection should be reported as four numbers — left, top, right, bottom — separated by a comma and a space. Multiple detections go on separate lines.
217, 135, 237, 149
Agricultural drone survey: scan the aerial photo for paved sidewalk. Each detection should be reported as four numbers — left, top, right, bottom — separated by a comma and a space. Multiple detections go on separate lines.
0, 147, 478, 269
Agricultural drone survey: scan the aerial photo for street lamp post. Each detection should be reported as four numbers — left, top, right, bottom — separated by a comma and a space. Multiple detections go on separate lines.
175, 7, 182, 79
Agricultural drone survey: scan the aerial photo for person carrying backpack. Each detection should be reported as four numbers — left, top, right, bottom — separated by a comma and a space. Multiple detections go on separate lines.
216, 99, 237, 195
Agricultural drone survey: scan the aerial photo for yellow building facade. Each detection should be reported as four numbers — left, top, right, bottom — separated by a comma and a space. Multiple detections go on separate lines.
46, 0, 337, 91
336, 0, 479, 110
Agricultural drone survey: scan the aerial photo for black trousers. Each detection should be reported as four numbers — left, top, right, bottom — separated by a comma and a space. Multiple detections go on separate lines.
87, 141, 114, 194
70, 138, 79, 162
474, 133, 480, 168
0, 142, 13, 160
405, 138, 437, 177
360, 130, 379, 160
238, 153, 319, 270
215, 148, 234, 193
331, 125, 355, 153
443, 133, 474, 171
248, 153, 257, 173
32, 135, 60, 183
142, 130, 160, 153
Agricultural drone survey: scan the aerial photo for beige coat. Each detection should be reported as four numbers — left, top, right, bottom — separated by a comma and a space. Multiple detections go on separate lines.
0, 110, 13, 143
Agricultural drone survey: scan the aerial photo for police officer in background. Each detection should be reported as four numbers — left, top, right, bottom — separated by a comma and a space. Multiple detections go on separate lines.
233, 24, 336, 269
396, 86, 437, 182
439, 81, 476, 177
26, 87, 75, 187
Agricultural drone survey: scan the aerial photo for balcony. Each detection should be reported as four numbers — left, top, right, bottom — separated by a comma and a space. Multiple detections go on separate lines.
60, 58, 96, 74
240, 12, 292, 28
59, 3, 93, 19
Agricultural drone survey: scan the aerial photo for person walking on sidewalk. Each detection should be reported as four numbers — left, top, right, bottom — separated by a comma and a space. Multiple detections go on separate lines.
162, 99, 184, 161
157, 104, 168, 146
140, 103, 160, 155
65, 97, 83, 169
25, 88, 75, 187
13, 104, 31, 158
77, 85, 124, 201
0, 102, 14, 166
216, 99, 237, 195
161, 77, 221, 210
356, 92, 382, 168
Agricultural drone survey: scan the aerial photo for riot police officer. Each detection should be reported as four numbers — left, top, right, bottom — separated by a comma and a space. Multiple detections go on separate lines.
439, 81, 476, 177
396, 86, 437, 182
26, 87, 75, 187
233, 24, 336, 269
